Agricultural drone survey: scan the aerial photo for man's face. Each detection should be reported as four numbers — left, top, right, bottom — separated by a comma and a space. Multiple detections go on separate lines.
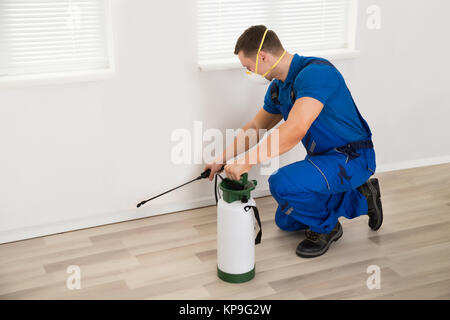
237, 50, 273, 81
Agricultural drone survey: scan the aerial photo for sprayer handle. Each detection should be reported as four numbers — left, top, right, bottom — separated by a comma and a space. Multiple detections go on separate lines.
200, 169, 211, 179
200, 165, 225, 179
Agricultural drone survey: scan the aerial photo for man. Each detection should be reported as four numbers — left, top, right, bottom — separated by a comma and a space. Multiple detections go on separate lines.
204, 25, 383, 258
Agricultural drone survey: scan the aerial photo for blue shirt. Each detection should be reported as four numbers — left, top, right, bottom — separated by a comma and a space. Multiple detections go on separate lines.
263, 54, 369, 144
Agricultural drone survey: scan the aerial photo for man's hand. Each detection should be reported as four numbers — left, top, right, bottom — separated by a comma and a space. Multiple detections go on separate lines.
203, 161, 226, 181
224, 161, 253, 181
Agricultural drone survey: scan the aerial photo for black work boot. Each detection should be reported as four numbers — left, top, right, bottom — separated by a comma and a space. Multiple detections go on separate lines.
296, 222, 343, 258
357, 178, 383, 231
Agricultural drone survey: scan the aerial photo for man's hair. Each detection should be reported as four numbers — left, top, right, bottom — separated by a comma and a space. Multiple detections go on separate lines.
234, 25, 284, 57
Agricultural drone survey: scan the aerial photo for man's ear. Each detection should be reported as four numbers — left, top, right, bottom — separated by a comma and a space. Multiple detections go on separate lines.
258, 50, 268, 63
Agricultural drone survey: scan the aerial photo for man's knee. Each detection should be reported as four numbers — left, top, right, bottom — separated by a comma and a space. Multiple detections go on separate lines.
275, 207, 308, 232
268, 169, 286, 198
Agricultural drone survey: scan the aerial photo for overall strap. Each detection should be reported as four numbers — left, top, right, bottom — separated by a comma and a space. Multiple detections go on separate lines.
305, 59, 335, 68
305, 59, 372, 139
345, 88, 373, 139
271, 59, 335, 105
270, 82, 280, 105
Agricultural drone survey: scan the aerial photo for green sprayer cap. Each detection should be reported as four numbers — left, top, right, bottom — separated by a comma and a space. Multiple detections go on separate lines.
219, 173, 257, 203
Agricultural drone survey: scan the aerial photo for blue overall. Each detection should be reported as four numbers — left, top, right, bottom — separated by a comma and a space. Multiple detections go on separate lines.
264, 54, 377, 234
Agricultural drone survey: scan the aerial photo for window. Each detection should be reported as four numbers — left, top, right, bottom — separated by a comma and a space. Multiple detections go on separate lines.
0, 0, 114, 86
197, 0, 358, 70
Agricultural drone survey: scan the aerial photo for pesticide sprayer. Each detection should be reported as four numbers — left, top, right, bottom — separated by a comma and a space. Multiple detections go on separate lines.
137, 166, 262, 283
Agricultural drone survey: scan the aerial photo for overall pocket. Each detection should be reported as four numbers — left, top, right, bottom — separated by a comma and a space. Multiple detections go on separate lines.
306, 148, 371, 193
307, 157, 331, 191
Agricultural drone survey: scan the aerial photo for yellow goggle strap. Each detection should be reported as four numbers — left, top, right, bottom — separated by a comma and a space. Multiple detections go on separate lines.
255, 28, 269, 74
250, 28, 286, 78
262, 50, 286, 77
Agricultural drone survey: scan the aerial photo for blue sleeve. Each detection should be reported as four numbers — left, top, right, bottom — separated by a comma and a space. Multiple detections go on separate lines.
293, 64, 341, 105
263, 82, 281, 114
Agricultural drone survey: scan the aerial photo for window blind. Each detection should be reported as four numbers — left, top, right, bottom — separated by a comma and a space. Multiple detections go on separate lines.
198, 0, 354, 66
0, 0, 110, 77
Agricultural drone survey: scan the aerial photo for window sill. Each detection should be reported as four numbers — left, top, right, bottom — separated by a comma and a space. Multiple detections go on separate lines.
0, 68, 116, 89
198, 48, 360, 72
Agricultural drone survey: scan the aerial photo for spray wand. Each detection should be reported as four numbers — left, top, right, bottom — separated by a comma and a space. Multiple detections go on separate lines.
136, 165, 226, 208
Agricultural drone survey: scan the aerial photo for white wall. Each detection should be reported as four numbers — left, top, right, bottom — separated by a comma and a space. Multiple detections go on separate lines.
1, 0, 449, 243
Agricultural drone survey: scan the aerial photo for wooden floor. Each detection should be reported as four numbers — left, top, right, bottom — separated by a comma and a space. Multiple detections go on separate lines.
1, 163, 450, 300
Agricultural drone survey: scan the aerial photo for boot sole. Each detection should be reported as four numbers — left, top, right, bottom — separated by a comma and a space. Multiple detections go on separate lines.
367, 178, 383, 231
296, 224, 343, 258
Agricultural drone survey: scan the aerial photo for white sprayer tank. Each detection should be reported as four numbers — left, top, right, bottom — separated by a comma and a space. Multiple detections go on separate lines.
216, 173, 260, 283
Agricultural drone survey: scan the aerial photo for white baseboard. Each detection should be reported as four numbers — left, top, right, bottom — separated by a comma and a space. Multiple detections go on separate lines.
1, 155, 449, 244
0, 187, 272, 244
375, 154, 450, 173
